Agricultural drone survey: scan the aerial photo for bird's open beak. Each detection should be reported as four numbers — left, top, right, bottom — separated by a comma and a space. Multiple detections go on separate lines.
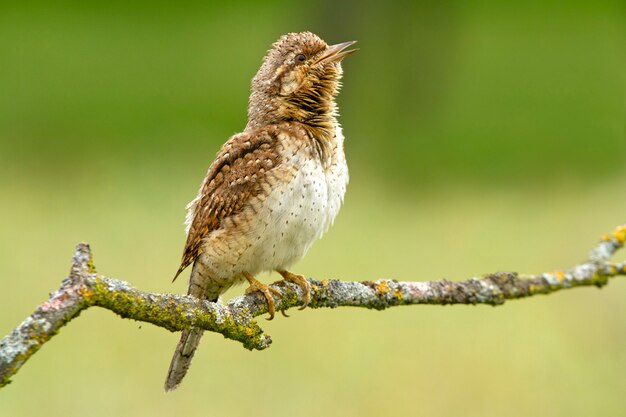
315, 40, 358, 64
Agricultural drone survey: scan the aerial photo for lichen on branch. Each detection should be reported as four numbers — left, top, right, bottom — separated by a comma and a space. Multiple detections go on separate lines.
1, 224, 624, 388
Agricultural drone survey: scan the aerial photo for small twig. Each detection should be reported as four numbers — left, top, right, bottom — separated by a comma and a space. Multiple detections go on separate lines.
1, 224, 624, 388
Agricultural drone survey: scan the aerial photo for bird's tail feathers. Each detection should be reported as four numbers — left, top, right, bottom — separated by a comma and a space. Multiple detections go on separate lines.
164, 328, 204, 391
165, 262, 219, 392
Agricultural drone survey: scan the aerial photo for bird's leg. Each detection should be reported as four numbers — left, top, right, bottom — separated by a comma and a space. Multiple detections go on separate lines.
277, 270, 311, 310
243, 272, 281, 320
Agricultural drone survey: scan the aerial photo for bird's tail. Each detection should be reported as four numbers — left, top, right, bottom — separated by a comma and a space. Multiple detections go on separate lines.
164, 327, 205, 391
164, 263, 217, 392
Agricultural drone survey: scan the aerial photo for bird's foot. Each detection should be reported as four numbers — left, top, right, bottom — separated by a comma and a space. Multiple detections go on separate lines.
243, 272, 281, 320
277, 270, 311, 310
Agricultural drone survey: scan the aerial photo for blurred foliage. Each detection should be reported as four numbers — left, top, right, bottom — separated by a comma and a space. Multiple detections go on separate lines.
0, 1, 625, 417
0, 0, 623, 187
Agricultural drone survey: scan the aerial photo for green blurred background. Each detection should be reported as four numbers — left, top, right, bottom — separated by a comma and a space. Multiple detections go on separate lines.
1, 1, 624, 416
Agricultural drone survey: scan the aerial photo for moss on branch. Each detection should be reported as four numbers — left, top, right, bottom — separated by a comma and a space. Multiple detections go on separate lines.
1, 224, 624, 388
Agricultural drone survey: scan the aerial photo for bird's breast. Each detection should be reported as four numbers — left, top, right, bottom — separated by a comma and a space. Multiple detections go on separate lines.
195, 124, 348, 279
241, 126, 348, 271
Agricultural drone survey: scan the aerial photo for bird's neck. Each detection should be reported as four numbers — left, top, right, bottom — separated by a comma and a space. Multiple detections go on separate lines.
246, 96, 339, 141
246, 96, 339, 166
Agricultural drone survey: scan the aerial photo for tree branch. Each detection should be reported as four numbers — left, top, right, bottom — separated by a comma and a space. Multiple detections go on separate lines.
1, 224, 625, 388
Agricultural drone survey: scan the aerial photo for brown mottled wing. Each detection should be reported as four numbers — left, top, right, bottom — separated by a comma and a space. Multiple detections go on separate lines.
173, 128, 281, 281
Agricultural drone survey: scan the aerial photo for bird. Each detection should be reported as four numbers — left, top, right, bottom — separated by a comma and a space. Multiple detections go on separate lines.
164, 31, 356, 391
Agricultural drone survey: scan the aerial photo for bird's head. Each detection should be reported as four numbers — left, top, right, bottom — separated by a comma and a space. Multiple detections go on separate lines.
247, 32, 357, 130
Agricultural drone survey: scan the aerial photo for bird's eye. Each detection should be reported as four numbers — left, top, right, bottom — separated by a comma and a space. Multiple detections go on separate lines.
296, 53, 306, 63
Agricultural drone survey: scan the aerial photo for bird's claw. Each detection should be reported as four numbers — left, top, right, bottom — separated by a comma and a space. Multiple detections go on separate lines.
277, 270, 311, 310
243, 272, 282, 320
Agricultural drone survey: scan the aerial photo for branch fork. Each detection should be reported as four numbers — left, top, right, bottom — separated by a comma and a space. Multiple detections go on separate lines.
1, 224, 624, 388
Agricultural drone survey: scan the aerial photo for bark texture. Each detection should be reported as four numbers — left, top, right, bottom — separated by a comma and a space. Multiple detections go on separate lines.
1, 224, 624, 388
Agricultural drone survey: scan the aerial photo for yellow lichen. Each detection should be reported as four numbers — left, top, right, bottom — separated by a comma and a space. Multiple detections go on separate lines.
551, 270, 565, 283
87, 257, 96, 274
556, 271, 565, 282
392, 287, 403, 301
376, 281, 390, 296
613, 225, 626, 244
78, 287, 94, 298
